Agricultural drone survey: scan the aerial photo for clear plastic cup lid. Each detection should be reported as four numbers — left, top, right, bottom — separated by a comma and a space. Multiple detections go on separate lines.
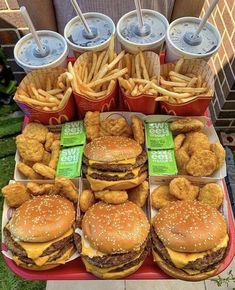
66, 14, 113, 48
119, 11, 167, 44
169, 19, 219, 55
16, 31, 66, 67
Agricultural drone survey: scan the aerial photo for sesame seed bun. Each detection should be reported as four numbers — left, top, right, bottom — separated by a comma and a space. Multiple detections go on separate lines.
153, 201, 227, 253
82, 201, 150, 254
84, 136, 142, 162
9, 195, 75, 243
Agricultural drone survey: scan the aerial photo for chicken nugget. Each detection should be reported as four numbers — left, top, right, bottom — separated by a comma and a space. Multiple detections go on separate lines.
23, 122, 48, 143
42, 184, 58, 195
48, 140, 60, 169
187, 132, 210, 156
169, 177, 199, 201
94, 190, 128, 204
175, 148, 190, 174
128, 181, 148, 207
45, 132, 54, 151
16, 135, 44, 162
22, 159, 35, 168
2, 183, 31, 207
17, 162, 43, 180
198, 183, 224, 209
55, 177, 78, 203
79, 189, 95, 212
27, 182, 45, 195
174, 134, 186, 151
151, 185, 177, 209
33, 163, 55, 179
131, 115, 145, 145
84, 111, 100, 141
100, 118, 128, 136
210, 143, 225, 170
121, 125, 133, 138
42, 151, 51, 166
186, 150, 217, 176
170, 118, 204, 134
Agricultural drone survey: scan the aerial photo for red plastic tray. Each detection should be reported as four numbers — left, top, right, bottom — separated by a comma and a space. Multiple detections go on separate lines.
2, 180, 235, 280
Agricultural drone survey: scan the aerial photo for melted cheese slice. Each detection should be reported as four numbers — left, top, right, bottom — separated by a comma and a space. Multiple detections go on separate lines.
165, 235, 229, 269
89, 158, 136, 165
81, 237, 106, 258
87, 166, 141, 178
14, 228, 73, 260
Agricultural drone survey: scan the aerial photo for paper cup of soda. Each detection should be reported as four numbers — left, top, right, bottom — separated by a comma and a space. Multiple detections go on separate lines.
119, 51, 160, 114
72, 51, 118, 118
160, 58, 214, 116
14, 30, 68, 73
14, 68, 76, 125
117, 9, 169, 54
165, 17, 221, 63
64, 12, 115, 57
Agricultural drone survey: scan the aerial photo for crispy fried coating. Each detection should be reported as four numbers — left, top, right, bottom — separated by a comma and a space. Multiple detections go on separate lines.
169, 177, 199, 201
175, 148, 190, 174
2, 183, 31, 207
84, 111, 100, 141
174, 134, 186, 151
187, 132, 210, 156
151, 185, 177, 209
131, 115, 145, 145
170, 118, 204, 134
16, 135, 44, 162
210, 143, 225, 170
128, 181, 148, 207
33, 163, 55, 179
79, 189, 95, 212
101, 118, 128, 136
94, 190, 128, 204
186, 150, 217, 176
17, 162, 43, 180
198, 183, 224, 209
23, 122, 48, 143
42, 151, 51, 166
48, 140, 60, 169
55, 177, 78, 203
45, 132, 54, 151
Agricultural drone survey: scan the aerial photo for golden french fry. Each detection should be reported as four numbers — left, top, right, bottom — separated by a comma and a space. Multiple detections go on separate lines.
131, 84, 138, 96
36, 94, 47, 102
85, 90, 107, 98
155, 96, 169, 101
187, 77, 198, 87
88, 68, 128, 88
48, 97, 60, 104
46, 77, 52, 91
172, 87, 207, 94
108, 34, 115, 62
197, 75, 202, 88
107, 79, 115, 93
38, 89, 55, 100
169, 76, 189, 83
169, 71, 192, 82
118, 77, 132, 92
30, 83, 39, 99
160, 76, 187, 87
87, 52, 97, 83
185, 73, 196, 78
124, 53, 132, 76
174, 57, 184, 73
42, 106, 51, 111
68, 62, 79, 92
131, 55, 135, 77
46, 88, 63, 95
58, 82, 66, 89
94, 50, 106, 77
135, 54, 141, 79
139, 51, 149, 80
55, 93, 64, 99
181, 96, 197, 102
17, 95, 57, 107
142, 82, 151, 93
58, 87, 72, 108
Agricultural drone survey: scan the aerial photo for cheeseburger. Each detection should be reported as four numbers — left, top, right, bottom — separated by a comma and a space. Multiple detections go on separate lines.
83, 136, 147, 191
152, 201, 229, 281
3, 195, 76, 270
76, 201, 150, 279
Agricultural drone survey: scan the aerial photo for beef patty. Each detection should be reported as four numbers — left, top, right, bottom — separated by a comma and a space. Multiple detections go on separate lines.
4, 226, 74, 258
82, 234, 151, 268
151, 229, 227, 272
83, 164, 148, 181
83, 151, 147, 172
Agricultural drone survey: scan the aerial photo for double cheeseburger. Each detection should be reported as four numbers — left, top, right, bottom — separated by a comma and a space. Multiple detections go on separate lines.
4, 195, 76, 270
152, 201, 229, 281
83, 136, 148, 191
76, 201, 150, 279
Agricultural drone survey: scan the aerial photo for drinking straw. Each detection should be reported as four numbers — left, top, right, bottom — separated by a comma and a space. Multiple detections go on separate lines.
134, 0, 144, 29
191, 0, 219, 40
20, 6, 46, 56
71, 0, 92, 35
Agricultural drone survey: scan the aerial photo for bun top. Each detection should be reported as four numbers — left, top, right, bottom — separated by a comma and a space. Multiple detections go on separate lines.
82, 201, 150, 254
153, 201, 227, 253
84, 136, 142, 162
10, 195, 75, 242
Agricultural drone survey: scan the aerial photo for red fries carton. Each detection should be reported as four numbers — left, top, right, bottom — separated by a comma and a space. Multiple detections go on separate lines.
14, 68, 76, 125
160, 59, 214, 116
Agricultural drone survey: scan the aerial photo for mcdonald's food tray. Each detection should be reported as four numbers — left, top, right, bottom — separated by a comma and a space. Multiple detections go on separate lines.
2, 179, 234, 280
149, 178, 235, 280
145, 115, 226, 182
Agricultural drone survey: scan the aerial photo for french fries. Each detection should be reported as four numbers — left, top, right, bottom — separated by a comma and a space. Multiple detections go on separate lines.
70, 35, 126, 100
119, 51, 159, 96
14, 69, 73, 112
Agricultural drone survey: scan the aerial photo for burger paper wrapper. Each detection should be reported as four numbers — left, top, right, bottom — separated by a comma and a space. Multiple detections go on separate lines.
1, 180, 80, 262
14, 68, 76, 125
119, 51, 160, 114
73, 52, 118, 119
145, 115, 226, 182
160, 59, 214, 116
